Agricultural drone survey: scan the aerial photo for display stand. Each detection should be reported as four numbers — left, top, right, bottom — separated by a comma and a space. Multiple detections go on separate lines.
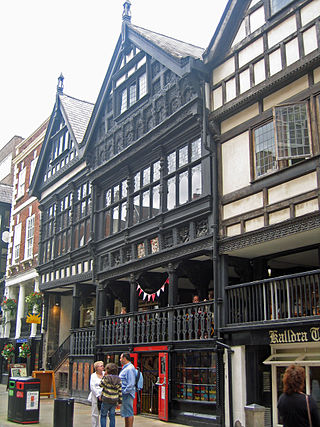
32, 370, 56, 398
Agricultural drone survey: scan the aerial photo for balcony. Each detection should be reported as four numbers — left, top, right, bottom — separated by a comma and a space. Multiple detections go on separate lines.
225, 269, 320, 326
71, 327, 95, 356
98, 300, 214, 346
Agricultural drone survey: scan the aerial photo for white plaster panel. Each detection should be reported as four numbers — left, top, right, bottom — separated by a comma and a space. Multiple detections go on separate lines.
263, 76, 309, 110
226, 223, 241, 237
232, 20, 246, 47
267, 16, 297, 48
222, 132, 251, 195
223, 192, 264, 220
239, 37, 264, 68
314, 67, 320, 83
269, 48, 282, 76
231, 346, 246, 426
303, 26, 318, 55
295, 198, 319, 217
59, 295, 72, 345
212, 86, 223, 110
239, 68, 251, 93
221, 103, 259, 133
268, 172, 317, 204
285, 37, 300, 66
226, 78, 236, 102
301, 0, 320, 26
245, 216, 265, 232
250, 6, 265, 33
269, 208, 290, 224
213, 57, 235, 85
254, 58, 266, 84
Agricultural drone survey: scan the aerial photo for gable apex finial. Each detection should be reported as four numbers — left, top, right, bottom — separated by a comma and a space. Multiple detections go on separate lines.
122, 1, 131, 22
57, 73, 64, 94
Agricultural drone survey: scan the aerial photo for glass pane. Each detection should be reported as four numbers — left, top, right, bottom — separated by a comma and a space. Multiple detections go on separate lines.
112, 206, 119, 233
143, 167, 150, 186
133, 195, 140, 225
167, 177, 176, 210
179, 145, 188, 167
79, 222, 85, 247
152, 185, 160, 216
167, 152, 176, 174
113, 185, 120, 202
139, 73, 147, 98
120, 203, 127, 230
121, 180, 127, 198
271, 0, 294, 14
153, 161, 160, 181
134, 173, 140, 191
192, 164, 202, 199
129, 83, 137, 106
106, 189, 112, 207
191, 138, 201, 161
120, 89, 127, 114
254, 121, 276, 177
142, 190, 150, 220
310, 367, 320, 412
179, 171, 188, 205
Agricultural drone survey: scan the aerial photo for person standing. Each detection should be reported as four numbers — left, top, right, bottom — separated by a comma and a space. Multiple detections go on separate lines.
88, 361, 104, 427
100, 363, 122, 427
278, 365, 320, 427
119, 353, 136, 427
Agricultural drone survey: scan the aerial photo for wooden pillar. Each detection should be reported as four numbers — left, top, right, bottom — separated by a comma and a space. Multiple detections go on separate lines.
129, 273, 138, 312
168, 263, 178, 306
71, 284, 81, 330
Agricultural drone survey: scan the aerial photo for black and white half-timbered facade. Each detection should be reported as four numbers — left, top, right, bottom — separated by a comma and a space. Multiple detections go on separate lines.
30, 76, 95, 395
205, 0, 320, 425
81, 4, 222, 425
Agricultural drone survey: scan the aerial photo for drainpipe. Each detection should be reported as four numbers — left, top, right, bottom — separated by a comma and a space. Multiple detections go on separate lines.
201, 81, 220, 339
216, 341, 234, 427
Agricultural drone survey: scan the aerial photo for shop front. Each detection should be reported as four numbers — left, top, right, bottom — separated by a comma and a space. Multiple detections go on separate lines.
263, 325, 320, 427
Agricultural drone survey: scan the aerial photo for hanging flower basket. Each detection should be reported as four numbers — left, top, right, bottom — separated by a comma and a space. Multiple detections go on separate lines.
25, 292, 43, 314
19, 342, 31, 359
1, 343, 15, 361
1, 298, 17, 315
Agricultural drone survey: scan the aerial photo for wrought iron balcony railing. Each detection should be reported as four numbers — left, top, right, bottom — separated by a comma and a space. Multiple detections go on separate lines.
225, 269, 320, 325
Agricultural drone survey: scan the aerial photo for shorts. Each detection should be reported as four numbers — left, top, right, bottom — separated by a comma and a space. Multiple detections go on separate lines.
121, 394, 134, 418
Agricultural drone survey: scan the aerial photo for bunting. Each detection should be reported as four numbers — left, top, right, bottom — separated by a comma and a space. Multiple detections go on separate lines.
136, 278, 169, 301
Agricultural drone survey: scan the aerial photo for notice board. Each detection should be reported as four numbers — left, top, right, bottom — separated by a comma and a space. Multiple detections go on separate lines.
32, 370, 56, 398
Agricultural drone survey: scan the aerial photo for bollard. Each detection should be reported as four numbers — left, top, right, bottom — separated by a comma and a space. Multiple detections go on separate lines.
244, 403, 265, 427
53, 398, 74, 427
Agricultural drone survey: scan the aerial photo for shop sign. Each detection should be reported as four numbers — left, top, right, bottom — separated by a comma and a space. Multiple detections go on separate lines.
269, 327, 320, 344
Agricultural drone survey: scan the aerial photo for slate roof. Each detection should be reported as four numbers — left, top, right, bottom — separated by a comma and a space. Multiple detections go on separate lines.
130, 24, 204, 60
59, 94, 94, 145
0, 184, 12, 204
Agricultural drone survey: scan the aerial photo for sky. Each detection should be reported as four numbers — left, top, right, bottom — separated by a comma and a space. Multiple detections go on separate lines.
0, 0, 228, 147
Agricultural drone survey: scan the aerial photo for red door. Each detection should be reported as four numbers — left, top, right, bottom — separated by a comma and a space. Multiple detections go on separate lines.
130, 353, 138, 415
158, 352, 168, 421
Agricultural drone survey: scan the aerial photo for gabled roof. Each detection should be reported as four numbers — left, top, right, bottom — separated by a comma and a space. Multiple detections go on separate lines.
130, 24, 204, 60
30, 91, 94, 198
59, 94, 94, 145
203, 0, 250, 65
83, 20, 205, 152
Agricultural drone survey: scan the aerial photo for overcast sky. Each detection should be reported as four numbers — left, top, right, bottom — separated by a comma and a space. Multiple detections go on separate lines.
0, 0, 228, 147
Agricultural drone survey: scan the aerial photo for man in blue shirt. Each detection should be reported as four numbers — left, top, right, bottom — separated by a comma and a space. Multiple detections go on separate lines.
119, 353, 136, 427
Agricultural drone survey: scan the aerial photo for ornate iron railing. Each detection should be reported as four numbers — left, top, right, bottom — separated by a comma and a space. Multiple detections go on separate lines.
71, 327, 95, 355
49, 335, 71, 370
225, 269, 320, 325
99, 301, 214, 345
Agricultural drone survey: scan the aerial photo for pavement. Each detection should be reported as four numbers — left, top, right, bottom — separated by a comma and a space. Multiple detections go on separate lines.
0, 384, 186, 427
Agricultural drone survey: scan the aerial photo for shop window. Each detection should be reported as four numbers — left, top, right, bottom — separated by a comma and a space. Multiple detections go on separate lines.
166, 138, 202, 210
253, 102, 311, 178
174, 351, 217, 403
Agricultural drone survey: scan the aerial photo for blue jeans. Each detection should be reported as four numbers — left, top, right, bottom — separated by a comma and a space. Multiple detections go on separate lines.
100, 402, 116, 427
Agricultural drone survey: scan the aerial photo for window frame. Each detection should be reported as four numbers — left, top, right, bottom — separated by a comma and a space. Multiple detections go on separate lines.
17, 167, 26, 199
24, 215, 35, 260
12, 222, 22, 265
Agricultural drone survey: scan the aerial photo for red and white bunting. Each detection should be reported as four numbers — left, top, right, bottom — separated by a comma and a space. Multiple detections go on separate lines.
136, 278, 169, 301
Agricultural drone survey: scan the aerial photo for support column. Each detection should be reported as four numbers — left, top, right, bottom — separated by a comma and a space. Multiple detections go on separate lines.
15, 284, 26, 339
129, 274, 138, 344
167, 263, 178, 341
71, 284, 81, 330
95, 282, 107, 350
31, 277, 40, 337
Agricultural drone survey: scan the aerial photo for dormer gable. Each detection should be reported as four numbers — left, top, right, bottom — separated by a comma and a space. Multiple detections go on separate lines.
29, 77, 94, 198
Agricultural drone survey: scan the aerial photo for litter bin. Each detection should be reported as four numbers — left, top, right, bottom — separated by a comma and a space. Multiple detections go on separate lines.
53, 398, 74, 427
7, 376, 40, 424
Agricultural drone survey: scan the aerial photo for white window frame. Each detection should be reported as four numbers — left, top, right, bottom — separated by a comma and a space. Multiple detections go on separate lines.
17, 167, 26, 198
29, 157, 38, 184
24, 215, 35, 260
12, 222, 22, 265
